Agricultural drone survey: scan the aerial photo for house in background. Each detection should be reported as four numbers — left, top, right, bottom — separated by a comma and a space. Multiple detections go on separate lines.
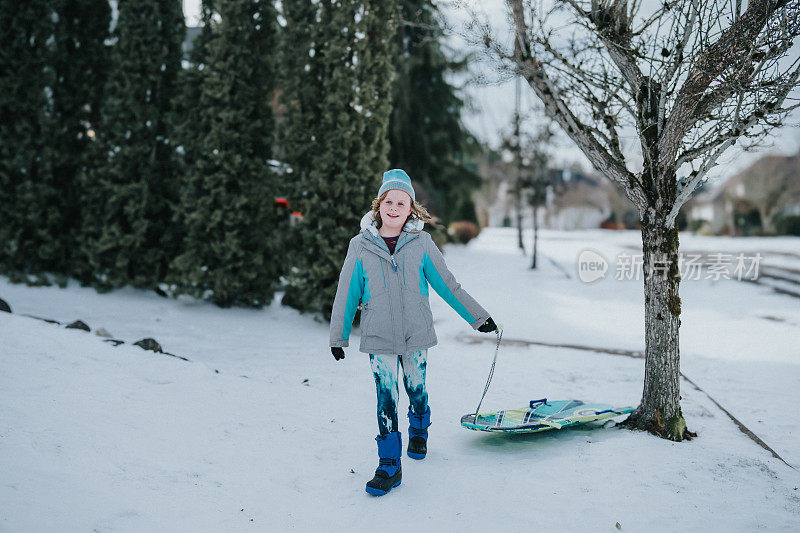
476, 164, 618, 230
684, 150, 800, 235
545, 169, 611, 230
684, 182, 733, 234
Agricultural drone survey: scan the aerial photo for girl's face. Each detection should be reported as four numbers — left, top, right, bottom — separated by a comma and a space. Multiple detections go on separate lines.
379, 190, 413, 235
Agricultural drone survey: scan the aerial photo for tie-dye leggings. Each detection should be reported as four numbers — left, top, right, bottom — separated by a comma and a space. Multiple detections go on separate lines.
369, 349, 429, 435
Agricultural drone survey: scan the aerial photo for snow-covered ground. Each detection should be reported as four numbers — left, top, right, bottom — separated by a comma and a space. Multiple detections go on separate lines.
2, 228, 799, 532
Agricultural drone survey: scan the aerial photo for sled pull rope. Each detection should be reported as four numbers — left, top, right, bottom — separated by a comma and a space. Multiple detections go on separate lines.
474, 324, 504, 419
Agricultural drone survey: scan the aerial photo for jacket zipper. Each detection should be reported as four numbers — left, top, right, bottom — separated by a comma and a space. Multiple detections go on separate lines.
365, 230, 419, 355
394, 255, 404, 353
392, 234, 418, 352
387, 254, 400, 352
390, 237, 415, 353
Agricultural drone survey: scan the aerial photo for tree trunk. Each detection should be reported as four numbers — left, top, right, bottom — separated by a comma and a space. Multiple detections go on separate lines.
756, 204, 773, 234
623, 216, 694, 441
531, 203, 538, 269
516, 182, 524, 251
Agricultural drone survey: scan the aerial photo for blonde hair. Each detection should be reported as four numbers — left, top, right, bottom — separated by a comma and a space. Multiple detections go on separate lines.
370, 191, 434, 231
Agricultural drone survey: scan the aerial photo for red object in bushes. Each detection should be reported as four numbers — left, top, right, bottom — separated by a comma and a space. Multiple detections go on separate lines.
600, 221, 626, 230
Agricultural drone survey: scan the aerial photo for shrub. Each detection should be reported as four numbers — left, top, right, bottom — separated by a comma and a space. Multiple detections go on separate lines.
775, 215, 800, 236
687, 219, 708, 233
600, 220, 625, 230
448, 221, 479, 244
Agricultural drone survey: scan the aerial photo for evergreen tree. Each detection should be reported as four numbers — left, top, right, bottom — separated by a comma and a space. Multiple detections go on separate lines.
277, 0, 317, 180
281, 0, 397, 318
356, 2, 395, 185
0, 1, 56, 282
0, 1, 110, 285
79, 0, 185, 289
389, 0, 481, 225
172, 0, 217, 180
50, 0, 112, 280
168, 0, 215, 283
170, 0, 280, 307
272, 0, 316, 257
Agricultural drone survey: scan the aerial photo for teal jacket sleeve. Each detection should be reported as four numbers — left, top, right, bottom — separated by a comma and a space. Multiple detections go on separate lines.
422, 233, 490, 329
330, 238, 364, 347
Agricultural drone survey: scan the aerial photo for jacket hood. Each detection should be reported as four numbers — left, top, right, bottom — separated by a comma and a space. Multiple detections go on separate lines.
359, 210, 424, 238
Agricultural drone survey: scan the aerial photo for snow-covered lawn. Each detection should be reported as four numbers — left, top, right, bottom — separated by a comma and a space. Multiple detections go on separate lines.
2, 228, 799, 532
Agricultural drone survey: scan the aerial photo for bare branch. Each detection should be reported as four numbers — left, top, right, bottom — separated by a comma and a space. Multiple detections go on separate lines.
463, 0, 799, 228
506, 0, 647, 209
659, 0, 793, 170
585, 0, 645, 92
660, 0, 698, 106
667, 62, 800, 225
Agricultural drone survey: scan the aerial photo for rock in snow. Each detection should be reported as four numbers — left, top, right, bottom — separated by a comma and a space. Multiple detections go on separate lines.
66, 320, 90, 331
133, 337, 163, 353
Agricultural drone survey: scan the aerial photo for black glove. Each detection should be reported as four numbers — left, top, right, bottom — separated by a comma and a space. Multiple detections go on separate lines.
478, 317, 497, 333
331, 347, 345, 361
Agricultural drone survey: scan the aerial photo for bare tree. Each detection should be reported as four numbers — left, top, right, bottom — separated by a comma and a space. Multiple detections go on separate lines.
501, 104, 553, 263
519, 128, 553, 268
466, 0, 800, 440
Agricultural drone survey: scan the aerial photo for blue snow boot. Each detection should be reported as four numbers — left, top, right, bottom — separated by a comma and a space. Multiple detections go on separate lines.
365, 431, 402, 496
407, 406, 431, 460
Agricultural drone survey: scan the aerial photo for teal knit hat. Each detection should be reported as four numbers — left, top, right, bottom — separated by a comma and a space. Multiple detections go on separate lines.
378, 169, 415, 202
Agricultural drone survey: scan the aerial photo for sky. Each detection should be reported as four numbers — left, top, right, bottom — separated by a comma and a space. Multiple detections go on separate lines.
181, 0, 800, 184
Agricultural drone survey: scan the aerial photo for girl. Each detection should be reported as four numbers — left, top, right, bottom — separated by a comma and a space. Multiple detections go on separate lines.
329, 169, 497, 496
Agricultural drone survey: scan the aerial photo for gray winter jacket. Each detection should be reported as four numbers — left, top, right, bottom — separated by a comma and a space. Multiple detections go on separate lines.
329, 211, 491, 355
